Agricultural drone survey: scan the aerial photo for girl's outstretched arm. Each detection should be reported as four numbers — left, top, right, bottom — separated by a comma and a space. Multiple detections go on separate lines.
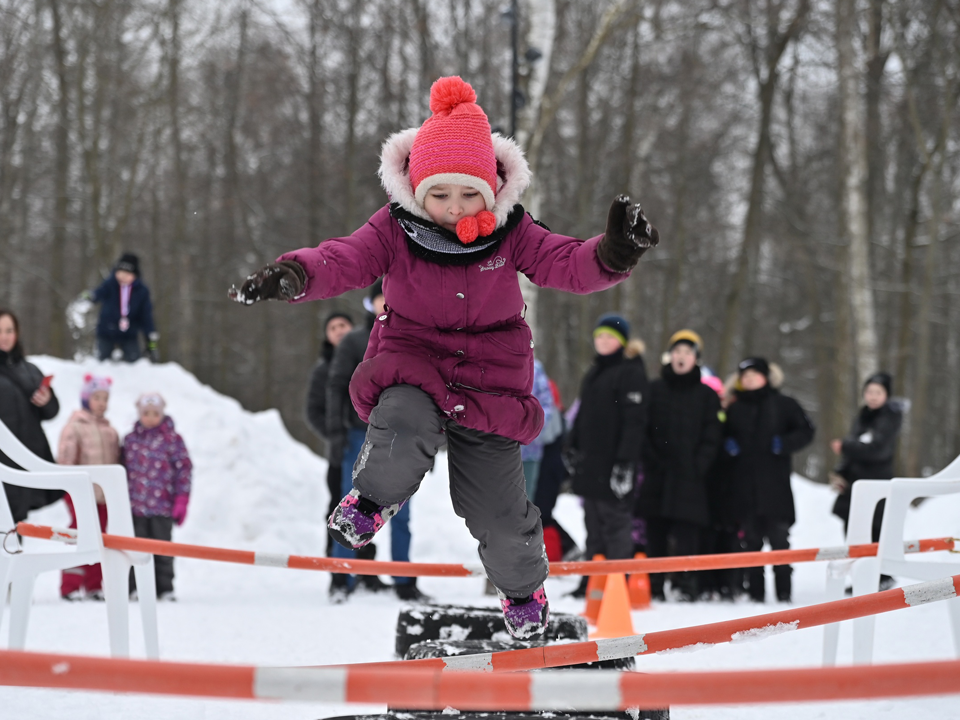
513, 196, 658, 294
230, 206, 397, 304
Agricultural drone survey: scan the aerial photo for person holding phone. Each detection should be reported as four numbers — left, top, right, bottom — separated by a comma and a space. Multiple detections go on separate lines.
0, 308, 62, 522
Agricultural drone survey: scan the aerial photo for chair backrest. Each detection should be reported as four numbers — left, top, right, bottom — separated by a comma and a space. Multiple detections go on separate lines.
0, 463, 102, 555
0, 420, 50, 472
844, 480, 890, 545
0, 417, 139, 545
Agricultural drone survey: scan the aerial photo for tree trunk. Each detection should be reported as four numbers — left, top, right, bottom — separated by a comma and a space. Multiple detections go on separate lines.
836, 0, 879, 387
48, 0, 69, 356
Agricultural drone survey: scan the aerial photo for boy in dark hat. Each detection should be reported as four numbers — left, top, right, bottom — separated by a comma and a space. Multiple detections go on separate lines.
723, 357, 815, 602
306, 311, 354, 555
566, 314, 648, 597
89, 253, 159, 362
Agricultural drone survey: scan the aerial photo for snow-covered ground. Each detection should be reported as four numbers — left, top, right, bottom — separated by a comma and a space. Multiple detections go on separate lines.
3, 357, 960, 719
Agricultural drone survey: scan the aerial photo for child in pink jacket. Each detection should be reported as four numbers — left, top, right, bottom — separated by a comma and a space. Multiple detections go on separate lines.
57, 375, 117, 600
232, 77, 660, 638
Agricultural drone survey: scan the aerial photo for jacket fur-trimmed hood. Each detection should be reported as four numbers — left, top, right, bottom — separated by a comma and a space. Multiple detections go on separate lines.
378, 128, 531, 230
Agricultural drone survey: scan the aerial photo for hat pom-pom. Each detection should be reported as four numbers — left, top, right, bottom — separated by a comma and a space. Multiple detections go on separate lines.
83, 374, 93, 383
476, 211, 496, 236
456, 216, 479, 243
430, 76, 477, 114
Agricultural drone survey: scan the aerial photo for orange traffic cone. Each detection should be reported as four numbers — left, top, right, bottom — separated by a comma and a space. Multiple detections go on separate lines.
627, 552, 652, 610
581, 554, 606, 624
590, 572, 635, 639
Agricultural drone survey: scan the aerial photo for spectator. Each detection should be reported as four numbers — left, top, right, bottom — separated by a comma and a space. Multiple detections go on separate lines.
305, 311, 354, 555
89, 253, 159, 362
830, 372, 903, 545
57, 375, 117, 600
567, 314, 648, 597
123, 393, 192, 601
0, 308, 62, 522
326, 280, 420, 602
723, 357, 815, 602
698, 372, 742, 600
533, 378, 578, 562
638, 329, 722, 601
520, 359, 560, 501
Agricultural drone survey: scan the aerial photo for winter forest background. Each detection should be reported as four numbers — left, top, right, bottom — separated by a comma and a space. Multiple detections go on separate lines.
1, 0, 958, 482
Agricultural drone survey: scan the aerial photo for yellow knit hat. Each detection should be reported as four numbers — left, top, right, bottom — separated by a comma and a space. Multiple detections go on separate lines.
668, 329, 703, 354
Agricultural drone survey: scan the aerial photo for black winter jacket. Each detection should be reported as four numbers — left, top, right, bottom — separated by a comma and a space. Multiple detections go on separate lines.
306, 342, 336, 439
326, 318, 373, 436
832, 402, 903, 520
638, 365, 722, 526
568, 344, 648, 502
0, 348, 62, 522
93, 276, 156, 342
723, 385, 815, 526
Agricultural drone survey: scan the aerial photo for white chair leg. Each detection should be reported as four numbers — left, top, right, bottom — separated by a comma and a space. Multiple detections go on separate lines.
101, 551, 131, 658
947, 596, 960, 659
134, 558, 159, 659
851, 557, 880, 664
7, 566, 38, 649
822, 567, 847, 666
0, 555, 12, 644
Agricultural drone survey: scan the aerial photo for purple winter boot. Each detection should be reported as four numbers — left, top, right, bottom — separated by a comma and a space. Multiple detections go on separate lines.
498, 585, 549, 639
328, 488, 406, 550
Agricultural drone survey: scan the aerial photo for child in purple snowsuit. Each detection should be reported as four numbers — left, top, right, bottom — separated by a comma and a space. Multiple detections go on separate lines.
122, 392, 192, 599
231, 76, 660, 638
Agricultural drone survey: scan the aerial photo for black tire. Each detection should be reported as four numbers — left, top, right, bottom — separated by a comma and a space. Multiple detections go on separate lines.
406, 638, 636, 671
395, 604, 587, 659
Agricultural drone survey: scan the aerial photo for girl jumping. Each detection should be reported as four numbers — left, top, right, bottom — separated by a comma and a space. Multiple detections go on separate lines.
231, 76, 659, 638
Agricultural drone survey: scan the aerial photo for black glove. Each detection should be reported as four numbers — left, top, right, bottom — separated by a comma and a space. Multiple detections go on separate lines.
229, 260, 306, 304
610, 462, 635, 499
561, 447, 583, 477
596, 195, 660, 273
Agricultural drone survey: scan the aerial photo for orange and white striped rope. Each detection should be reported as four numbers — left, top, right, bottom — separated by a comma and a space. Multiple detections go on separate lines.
13, 522, 957, 578
323, 574, 960, 672
1, 649, 959, 707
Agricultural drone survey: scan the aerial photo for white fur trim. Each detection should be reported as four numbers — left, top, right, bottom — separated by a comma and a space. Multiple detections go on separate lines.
379, 129, 531, 230
413, 173, 496, 211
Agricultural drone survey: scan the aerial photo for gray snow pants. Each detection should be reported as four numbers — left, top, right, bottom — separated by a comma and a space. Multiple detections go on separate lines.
351, 385, 548, 598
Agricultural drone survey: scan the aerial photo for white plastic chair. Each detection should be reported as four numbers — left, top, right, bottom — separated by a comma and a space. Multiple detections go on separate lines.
0, 421, 159, 658
822, 454, 960, 665
1, 463, 102, 649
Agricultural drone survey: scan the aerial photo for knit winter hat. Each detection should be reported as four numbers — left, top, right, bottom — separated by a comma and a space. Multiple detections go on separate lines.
594, 314, 630, 347
136, 392, 166, 413
362, 278, 385, 313
864, 371, 892, 397
115, 252, 140, 276
80, 374, 112, 406
738, 356, 770, 378
668, 329, 703, 356
409, 77, 498, 243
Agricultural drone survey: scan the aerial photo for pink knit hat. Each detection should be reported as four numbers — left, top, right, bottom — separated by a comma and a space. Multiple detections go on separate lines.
409, 77, 498, 243
80, 374, 112, 404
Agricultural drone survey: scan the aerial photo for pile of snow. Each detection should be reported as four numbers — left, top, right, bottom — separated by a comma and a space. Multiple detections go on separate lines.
3, 355, 959, 720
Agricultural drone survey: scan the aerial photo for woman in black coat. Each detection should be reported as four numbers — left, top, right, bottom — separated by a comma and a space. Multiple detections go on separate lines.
638, 330, 722, 600
567, 315, 648, 594
723, 358, 815, 602
0, 309, 61, 522
305, 312, 353, 555
831, 372, 903, 543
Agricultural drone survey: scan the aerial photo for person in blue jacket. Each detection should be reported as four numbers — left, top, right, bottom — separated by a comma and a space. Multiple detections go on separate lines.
89, 253, 159, 362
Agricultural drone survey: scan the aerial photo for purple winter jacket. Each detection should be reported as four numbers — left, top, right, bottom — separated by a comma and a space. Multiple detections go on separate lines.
122, 416, 192, 517
278, 129, 632, 445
